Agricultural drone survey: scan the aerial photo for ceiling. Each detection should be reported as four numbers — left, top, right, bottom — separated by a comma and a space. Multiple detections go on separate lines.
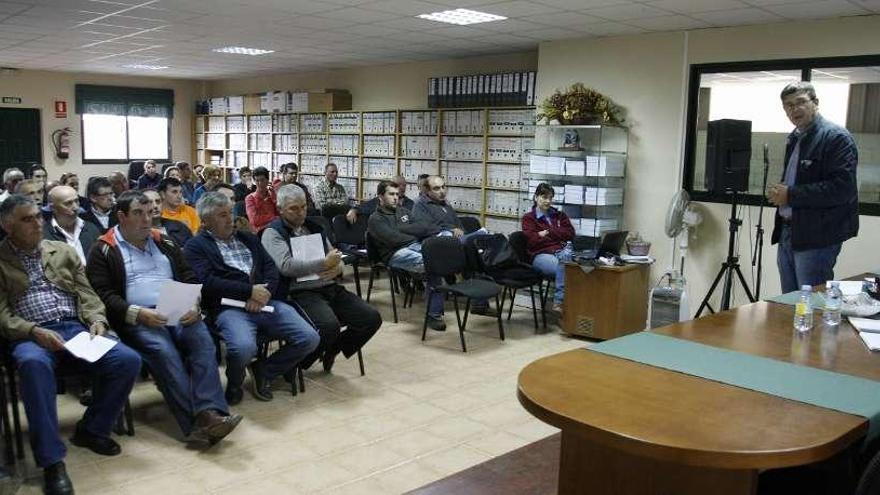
0, 0, 877, 80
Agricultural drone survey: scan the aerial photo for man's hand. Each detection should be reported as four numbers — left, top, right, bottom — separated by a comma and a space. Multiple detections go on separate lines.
179, 308, 201, 326
245, 298, 263, 313
137, 308, 168, 329
346, 209, 358, 224
89, 321, 107, 337
324, 249, 343, 269
250, 284, 271, 305
538, 229, 550, 238
32, 327, 66, 352
319, 264, 343, 281
768, 183, 789, 206
452, 228, 464, 238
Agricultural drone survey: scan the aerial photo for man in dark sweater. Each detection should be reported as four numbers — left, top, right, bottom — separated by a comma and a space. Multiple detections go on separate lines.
87, 191, 242, 445
136, 160, 161, 190
142, 189, 192, 248
367, 180, 452, 330
184, 192, 319, 404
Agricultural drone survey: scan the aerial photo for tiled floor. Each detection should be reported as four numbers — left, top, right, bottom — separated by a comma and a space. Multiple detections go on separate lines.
8, 277, 582, 494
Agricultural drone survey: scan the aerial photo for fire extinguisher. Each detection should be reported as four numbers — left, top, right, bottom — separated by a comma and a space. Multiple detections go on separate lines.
52, 127, 71, 159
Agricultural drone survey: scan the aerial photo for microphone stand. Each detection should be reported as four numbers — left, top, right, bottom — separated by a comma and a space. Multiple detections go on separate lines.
751, 144, 770, 300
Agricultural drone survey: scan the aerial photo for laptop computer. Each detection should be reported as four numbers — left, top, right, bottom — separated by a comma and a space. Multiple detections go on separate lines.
572, 230, 629, 262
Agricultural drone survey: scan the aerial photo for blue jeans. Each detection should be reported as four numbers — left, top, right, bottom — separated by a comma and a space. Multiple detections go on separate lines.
389, 243, 444, 317
214, 300, 319, 390
532, 247, 573, 305
123, 320, 226, 436
777, 225, 842, 293
12, 319, 141, 467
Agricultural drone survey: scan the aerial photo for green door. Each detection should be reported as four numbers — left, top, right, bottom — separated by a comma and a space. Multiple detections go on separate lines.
0, 107, 42, 177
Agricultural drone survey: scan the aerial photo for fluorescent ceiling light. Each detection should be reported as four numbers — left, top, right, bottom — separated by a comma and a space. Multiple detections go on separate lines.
213, 46, 274, 55
417, 8, 506, 26
123, 64, 169, 70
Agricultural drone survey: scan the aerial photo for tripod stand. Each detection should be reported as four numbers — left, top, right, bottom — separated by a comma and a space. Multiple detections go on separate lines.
695, 190, 756, 316
751, 144, 770, 300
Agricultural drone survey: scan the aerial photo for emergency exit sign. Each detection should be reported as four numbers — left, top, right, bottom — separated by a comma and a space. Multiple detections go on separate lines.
2, 96, 22, 104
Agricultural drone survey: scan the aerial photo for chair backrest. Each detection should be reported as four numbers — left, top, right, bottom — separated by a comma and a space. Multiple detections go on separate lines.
307, 215, 335, 245
321, 204, 349, 222
422, 236, 466, 277
364, 231, 384, 265
508, 231, 530, 263
332, 214, 367, 247
458, 215, 482, 234
127, 160, 145, 181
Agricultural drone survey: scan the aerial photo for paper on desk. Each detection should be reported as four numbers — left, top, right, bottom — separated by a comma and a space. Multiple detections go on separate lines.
156, 281, 202, 326
220, 298, 275, 313
827, 280, 864, 296
849, 317, 880, 333
64, 332, 117, 363
290, 233, 325, 282
858, 331, 880, 352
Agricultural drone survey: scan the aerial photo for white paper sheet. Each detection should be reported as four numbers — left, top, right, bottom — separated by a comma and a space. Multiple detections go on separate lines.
64, 332, 117, 363
290, 233, 325, 282
858, 331, 880, 351
849, 316, 880, 333
156, 281, 202, 326
220, 298, 275, 313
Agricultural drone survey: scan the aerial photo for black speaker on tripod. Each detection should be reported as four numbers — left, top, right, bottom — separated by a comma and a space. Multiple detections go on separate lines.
705, 119, 752, 193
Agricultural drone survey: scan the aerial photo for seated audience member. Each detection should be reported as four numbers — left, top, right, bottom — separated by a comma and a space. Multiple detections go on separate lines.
15, 179, 44, 207
244, 166, 278, 233
0, 194, 141, 495
136, 160, 161, 190
272, 162, 316, 214
263, 185, 381, 372
143, 189, 193, 248
346, 175, 411, 225
108, 170, 132, 197
314, 163, 350, 215
192, 165, 221, 204
163, 165, 181, 180
29, 164, 48, 185
521, 183, 575, 312
59, 173, 89, 210
43, 185, 100, 266
176, 161, 196, 205
86, 191, 242, 443
367, 180, 450, 330
0, 167, 24, 202
184, 192, 319, 404
233, 167, 255, 202
193, 164, 205, 185
416, 173, 430, 199
213, 183, 251, 234
159, 177, 200, 234
81, 177, 117, 234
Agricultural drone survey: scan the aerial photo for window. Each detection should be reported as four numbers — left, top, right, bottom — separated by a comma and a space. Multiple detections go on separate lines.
683, 56, 880, 215
76, 84, 174, 163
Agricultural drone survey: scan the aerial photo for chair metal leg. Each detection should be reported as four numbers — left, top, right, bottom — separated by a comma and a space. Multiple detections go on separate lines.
6, 363, 23, 460
298, 366, 305, 393
352, 264, 362, 297
496, 294, 506, 341
388, 269, 399, 323
0, 370, 14, 465
539, 281, 548, 329
421, 299, 430, 342
452, 297, 467, 352
529, 285, 539, 331
366, 268, 376, 302
460, 298, 471, 332
507, 287, 516, 321
357, 350, 365, 376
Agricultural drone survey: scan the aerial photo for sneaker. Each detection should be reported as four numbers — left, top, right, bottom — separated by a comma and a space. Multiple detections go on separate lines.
427, 315, 446, 331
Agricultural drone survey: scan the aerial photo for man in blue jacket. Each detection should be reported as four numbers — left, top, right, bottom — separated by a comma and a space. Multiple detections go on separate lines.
184, 192, 318, 405
769, 82, 859, 293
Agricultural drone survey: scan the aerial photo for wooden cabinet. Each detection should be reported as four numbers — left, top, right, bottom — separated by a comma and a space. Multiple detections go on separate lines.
561, 263, 650, 339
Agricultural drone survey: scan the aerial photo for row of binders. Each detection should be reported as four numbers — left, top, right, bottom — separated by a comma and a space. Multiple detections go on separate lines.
362, 158, 395, 180
564, 186, 624, 206
443, 161, 483, 187
402, 159, 439, 184
300, 135, 328, 154
487, 163, 526, 190
328, 135, 359, 155
428, 71, 537, 108
441, 136, 483, 160
300, 154, 326, 174
529, 155, 625, 177
328, 156, 358, 177
273, 135, 297, 153
363, 112, 396, 134
363, 136, 395, 157
485, 190, 522, 217
488, 137, 533, 162
401, 136, 438, 159
274, 153, 296, 168
301, 114, 326, 133
328, 113, 360, 133
445, 187, 482, 213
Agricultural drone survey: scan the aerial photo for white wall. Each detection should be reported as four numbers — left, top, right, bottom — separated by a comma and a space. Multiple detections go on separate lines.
537, 15, 880, 314
0, 69, 203, 185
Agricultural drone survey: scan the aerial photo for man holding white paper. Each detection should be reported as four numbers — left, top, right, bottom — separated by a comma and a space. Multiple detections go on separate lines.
185, 192, 319, 404
0, 194, 141, 495
87, 191, 242, 444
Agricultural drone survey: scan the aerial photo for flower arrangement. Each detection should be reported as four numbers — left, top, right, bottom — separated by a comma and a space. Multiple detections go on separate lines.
537, 83, 625, 126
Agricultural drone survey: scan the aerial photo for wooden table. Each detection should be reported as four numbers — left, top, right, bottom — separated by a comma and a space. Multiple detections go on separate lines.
519, 301, 880, 495
561, 262, 650, 339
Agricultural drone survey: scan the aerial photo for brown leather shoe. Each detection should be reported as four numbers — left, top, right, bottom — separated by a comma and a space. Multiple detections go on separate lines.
192, 410, 243, 443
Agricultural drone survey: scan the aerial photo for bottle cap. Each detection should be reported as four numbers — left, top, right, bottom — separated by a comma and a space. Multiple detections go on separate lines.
801, 285, 812, 291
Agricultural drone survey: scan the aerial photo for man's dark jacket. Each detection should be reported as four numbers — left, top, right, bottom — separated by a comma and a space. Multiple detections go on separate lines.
42, 217, 100, 259
80, 209, 117, 234
367, 205, 439, 263
771, 115, 859, 251
412, 196, 462, 232
183, 230, 280, 319
160, 218, 193, 248
86, 228, 197, 332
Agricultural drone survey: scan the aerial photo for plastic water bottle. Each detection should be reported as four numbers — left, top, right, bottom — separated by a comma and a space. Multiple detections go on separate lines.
793, 284, 814, 333
823, 282, 842, 326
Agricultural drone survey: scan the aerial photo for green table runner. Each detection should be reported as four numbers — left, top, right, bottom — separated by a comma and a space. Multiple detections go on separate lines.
588, 331, 880, 443
766, 290, 826, 307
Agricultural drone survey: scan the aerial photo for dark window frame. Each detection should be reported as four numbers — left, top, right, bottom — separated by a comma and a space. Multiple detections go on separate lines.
683, 54, 880, 216
80, 114, 172, 165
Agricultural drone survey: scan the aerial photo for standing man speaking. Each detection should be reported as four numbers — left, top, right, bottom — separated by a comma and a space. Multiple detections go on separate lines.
769, 81, 859, 293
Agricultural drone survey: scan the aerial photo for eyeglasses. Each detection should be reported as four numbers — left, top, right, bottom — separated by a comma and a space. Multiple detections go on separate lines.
783, 97, 814, 111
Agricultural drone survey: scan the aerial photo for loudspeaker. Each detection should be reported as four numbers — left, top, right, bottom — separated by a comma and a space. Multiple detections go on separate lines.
705, 119, 752, 193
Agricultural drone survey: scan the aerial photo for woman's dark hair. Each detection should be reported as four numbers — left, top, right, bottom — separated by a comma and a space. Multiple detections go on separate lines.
533, 183, 555, 206
29, 164, 47, 179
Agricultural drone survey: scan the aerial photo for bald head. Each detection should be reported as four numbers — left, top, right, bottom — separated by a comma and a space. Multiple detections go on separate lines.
49, 185, 80, 222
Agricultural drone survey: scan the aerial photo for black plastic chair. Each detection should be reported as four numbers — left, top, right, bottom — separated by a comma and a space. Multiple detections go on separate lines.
331, 214, 369, 297
421, 236, 504, 352
458, 215, 482, 234
320, 204, 350, 224
509, 231, 553, 328
365, 232, 404, 323
306, 216, 335, 246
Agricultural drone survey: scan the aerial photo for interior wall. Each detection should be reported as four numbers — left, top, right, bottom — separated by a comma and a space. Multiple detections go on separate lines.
0, 69, 202, 185
207, 51, 538, 110
537, 15, 880, 317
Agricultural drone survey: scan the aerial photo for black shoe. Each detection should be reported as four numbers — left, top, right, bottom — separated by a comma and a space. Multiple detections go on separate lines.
224, 385, 243, 406
322, 349, 338, 373
471, 305, 498, 317
427, 315, 446, 331
44, 461, 74, 495
247, 361, 273, 401
70, 421, 120, 456
78, 387, 93, 407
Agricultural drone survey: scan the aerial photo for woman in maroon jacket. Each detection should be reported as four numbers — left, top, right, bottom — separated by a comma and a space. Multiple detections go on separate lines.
522, 183, 575, 311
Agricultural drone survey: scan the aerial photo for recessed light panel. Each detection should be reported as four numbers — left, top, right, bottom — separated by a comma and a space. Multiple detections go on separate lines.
213, 46, 275, 56
417, 8, 506, 26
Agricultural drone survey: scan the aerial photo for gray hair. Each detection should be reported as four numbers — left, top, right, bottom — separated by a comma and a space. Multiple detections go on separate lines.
0, 194, 36, 222
195, 191, 233, 220
3, 168, 23, 183
276, 184, 306, 208
780, 81, 818, 103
